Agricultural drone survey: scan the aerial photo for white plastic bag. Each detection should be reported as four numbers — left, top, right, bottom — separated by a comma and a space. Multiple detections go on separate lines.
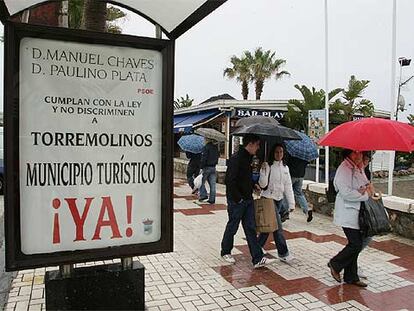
193, 173, 203, 189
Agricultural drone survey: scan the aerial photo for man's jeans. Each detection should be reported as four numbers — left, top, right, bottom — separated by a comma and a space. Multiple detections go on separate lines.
199, 166, 217, 203
221, 198, 263, 265
257, 200, 289, 258
291, 177, 309, 214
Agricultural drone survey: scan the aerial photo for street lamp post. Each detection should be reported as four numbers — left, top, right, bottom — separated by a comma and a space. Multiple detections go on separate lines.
388, 56, 412, 195
396, 57, 413, 121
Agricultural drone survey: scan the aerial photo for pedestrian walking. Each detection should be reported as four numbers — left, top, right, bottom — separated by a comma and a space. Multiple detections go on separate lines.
257, 144, 295, 263
287, 155, 313, 222
186, 151, 201, 194
199, 138, 220, 204
327, 149, 373, 287
220, 134, 275, 268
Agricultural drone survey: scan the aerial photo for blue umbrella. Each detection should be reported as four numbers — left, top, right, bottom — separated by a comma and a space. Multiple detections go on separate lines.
178, 134, 205, 154
285, 131, 319, 161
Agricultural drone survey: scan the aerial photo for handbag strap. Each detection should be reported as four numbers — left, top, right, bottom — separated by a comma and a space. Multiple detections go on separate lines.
262, 166, 271, 191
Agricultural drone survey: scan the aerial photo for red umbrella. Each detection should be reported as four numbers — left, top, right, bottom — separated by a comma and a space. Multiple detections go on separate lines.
318, 118, 414, 152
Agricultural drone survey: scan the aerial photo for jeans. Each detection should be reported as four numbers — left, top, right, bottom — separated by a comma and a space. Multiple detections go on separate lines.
199, 166, 216, 203
187, 163, 200, 189
257, 200, 289, 258
279, 196, 289, 216
330, 227, 363, 283
221, 198, 263, 265
291, 177, 309, 214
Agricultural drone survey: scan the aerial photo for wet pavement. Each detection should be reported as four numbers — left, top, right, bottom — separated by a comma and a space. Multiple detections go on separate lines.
3, 179, 414, 311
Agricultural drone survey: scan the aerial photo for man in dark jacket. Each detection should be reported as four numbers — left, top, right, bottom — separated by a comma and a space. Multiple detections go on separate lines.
186, 151, 201, 194
199, 139, 220, 204
286, 155, 313, 222
221, 134, 275, 268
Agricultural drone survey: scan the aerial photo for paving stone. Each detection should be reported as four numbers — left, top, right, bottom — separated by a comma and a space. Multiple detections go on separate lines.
5, 177, 414, 311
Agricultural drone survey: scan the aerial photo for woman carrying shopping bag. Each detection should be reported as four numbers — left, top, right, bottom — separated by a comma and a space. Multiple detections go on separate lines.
258, 144, 295, 263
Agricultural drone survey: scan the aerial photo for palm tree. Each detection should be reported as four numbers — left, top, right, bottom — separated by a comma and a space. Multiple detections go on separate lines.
69, 0, 125, 33
174, 94, 194, 110
283, 84, 342, 132
81, 0, 107, 32
249, 48, 290, 100
340, 75, 374, 121
223, 55, 252, 100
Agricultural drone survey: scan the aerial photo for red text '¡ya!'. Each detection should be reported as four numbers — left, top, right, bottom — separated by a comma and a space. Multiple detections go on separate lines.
52, 195, 134, 244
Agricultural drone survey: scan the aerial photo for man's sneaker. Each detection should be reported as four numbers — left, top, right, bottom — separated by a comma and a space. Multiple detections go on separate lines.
281, 213, 290, 223
198, 197, 208, 203
279, 254, 295, 264
254, 257, 276, 269
358, 266, 367, 279
222, 254, 236, 264
307, 210, 313, 222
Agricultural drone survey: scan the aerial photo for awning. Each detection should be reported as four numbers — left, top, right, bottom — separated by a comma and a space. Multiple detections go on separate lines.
0, 0, 227, 39
174, 110, 222, 133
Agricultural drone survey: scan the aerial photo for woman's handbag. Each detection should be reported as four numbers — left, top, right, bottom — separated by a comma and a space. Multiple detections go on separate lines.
254, 196, 278, 233
359, 197, 392, 237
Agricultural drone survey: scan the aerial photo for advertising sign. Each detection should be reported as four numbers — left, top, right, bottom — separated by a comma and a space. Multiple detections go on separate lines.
308, 109, 326, 143
4, 23, 174, 270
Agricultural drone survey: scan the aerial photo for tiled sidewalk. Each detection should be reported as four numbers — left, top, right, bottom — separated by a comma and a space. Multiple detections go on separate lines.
4, 178, 414, 311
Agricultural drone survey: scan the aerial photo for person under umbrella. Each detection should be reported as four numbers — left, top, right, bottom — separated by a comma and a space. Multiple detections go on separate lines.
319, 118, 414, 287
285, 156, 313, 222
194, 128, 226, 204
284, 131, 319, 222
178, 134, 205, 193
328, 149, 373, 287
221, 134, 276, 268
199, 138, 220, 204
257, 143, 295, 264
186, 151, 201, 194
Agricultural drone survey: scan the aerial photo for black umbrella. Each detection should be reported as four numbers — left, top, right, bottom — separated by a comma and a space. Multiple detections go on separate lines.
233, 123, 301, 161
232, 123, 301, 141
235, 116, 280, 127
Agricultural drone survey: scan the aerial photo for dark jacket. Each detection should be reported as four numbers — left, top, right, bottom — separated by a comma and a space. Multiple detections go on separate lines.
200, 142, 219, 168
186, 152, 201, 170
287, 156, 308, 178
225, 148, 254, 203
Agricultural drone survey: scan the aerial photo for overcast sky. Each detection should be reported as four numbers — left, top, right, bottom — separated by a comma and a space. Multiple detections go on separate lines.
122, 0, 414, 122
1, 0, 414, 121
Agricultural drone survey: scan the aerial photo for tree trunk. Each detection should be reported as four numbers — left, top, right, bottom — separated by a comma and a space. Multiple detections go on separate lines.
255, 80, 264, 100
242, 81, 249, 100
81, 0, 107, 32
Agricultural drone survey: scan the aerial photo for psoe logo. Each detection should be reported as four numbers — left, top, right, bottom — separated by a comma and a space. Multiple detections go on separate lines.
142, 218, 154, 235
137, 88, 154, 95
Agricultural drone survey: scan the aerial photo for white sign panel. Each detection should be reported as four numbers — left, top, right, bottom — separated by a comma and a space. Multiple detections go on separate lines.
19, 38, 162, 254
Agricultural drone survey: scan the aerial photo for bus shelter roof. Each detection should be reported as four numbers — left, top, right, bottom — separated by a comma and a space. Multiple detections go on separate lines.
0, 0, 226, 39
